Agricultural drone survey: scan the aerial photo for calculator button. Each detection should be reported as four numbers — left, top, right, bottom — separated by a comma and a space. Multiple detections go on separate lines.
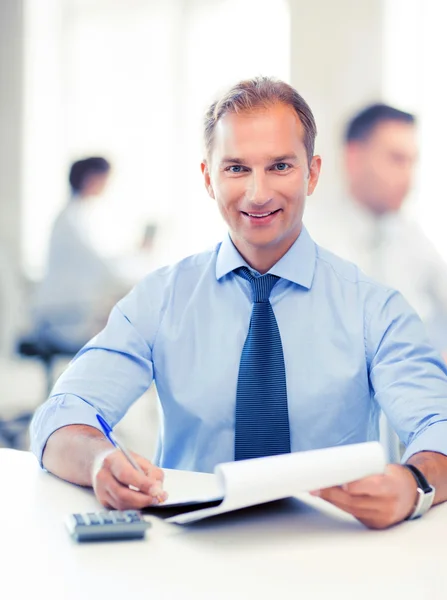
111, 512, 127, 523
101, 513, 114, 525
73, 514, 86, 526
124, 511, 141, 522
129, 515, 142, 522
86, 513, 102, 525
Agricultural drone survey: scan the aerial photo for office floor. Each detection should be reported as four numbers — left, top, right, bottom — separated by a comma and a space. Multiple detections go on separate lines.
0, 356, 159, 459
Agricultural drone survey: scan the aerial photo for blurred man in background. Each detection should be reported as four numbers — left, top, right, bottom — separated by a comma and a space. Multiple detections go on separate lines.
32, 157, 152, 354
309, 104, 447, 355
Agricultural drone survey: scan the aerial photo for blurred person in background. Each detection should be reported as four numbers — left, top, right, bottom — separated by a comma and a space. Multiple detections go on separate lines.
308, 104, 447, 355
31, 157, 154, 354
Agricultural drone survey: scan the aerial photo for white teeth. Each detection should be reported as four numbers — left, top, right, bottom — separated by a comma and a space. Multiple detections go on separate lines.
247, 212, 273, 217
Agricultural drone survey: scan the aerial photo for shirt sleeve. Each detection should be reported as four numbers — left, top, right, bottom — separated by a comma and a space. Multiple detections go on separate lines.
366, 288, 447, 462
30, 289, 156, 466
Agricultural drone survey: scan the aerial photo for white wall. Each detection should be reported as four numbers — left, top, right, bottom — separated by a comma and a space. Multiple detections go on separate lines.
288, 0, 385, 215
383, 0, 447, 261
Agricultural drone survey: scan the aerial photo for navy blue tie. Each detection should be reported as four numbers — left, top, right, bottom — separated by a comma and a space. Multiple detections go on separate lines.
234, 267, 291, 460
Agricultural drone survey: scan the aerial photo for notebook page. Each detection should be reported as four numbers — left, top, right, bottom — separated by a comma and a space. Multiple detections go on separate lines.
167, 441, 386, 524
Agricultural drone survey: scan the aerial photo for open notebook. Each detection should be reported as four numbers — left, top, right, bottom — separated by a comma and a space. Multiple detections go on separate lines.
148, 441, 386, 525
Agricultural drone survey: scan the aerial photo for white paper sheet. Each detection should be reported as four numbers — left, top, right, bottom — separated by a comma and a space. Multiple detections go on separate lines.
157, 468, 223, 508
163, 442, 386, 524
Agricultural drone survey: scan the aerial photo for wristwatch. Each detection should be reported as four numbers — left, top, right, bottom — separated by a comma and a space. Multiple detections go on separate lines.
403, 464, 436, 520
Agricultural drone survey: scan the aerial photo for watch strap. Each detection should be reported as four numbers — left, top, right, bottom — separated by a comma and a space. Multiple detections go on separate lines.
403, 464, 435, 519
404, 464, 432, 493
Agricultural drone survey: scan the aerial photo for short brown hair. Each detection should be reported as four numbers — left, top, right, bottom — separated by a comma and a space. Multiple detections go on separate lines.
204, 76, 317, 167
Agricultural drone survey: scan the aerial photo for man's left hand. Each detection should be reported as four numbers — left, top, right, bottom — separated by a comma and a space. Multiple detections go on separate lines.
311, 464, 419, 529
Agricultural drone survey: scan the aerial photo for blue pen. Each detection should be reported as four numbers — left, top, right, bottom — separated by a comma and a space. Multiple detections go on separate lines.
96, 413, 145, 476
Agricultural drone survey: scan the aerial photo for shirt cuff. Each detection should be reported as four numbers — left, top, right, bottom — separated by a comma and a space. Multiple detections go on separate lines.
30, 394, 102, 467
401, 420, 447, 463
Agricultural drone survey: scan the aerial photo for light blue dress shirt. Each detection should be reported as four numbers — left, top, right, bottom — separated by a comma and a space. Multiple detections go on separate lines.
31, 227, 447, 472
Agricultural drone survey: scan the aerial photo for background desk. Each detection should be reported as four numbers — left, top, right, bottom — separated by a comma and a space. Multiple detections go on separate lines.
1, 449, 446, 600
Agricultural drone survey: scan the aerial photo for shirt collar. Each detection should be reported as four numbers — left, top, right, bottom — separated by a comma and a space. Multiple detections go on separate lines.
215, 226, 316, 289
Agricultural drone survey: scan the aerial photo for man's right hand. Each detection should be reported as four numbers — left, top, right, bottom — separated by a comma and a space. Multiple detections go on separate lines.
92, 449, 168, 510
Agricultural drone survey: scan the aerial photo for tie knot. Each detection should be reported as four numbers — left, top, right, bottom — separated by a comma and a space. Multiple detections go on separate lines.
236, 266, 279, 302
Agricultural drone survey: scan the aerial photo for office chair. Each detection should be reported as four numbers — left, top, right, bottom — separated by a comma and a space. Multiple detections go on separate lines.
0, 337, 74, 449
17, 336, 74, 396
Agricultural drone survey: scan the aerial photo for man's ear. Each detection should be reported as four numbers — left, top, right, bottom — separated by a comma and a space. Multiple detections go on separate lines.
307, 155, 322, 196
201, 160, 215, 199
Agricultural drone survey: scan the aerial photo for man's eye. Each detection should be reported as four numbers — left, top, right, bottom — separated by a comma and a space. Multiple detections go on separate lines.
274, 163, 289, 171
228, 165, 244, 173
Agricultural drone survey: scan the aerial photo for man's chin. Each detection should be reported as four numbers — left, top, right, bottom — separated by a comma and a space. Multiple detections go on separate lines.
239, 232, 285, 250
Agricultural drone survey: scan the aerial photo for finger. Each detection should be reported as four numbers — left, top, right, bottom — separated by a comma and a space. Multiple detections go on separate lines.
343, 464, 413, 498
313, 486, 390, 525
102, 489, 117, 510
96, 478, 149, 511
318, 492, 390, 525
343, 474, 391, 497
313, 483, 405, 530
317, 486, 388, 513
104, 452, 163, 495
94, 481, 115, 509
107, 475, 168, 510
134, 455, 164, 483
110, 470, 167, 502
107, 467, 168, 503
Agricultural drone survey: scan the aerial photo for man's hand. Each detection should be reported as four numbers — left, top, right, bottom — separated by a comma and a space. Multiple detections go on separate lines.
311, 464, 418, 529
92, 449, 168, 510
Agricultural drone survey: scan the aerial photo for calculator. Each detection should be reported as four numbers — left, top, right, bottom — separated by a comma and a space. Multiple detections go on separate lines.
66, 510, 151, 542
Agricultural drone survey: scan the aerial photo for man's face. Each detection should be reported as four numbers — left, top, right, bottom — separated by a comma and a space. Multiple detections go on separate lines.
202, 103, 321, 259
346, 121, 418, 213
83, 172, 110, 197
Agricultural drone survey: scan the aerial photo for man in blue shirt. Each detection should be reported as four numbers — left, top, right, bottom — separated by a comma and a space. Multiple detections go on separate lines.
31, 77, 447, 529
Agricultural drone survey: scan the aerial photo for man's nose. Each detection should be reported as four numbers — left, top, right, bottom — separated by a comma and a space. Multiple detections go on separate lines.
247, 171, 272, 205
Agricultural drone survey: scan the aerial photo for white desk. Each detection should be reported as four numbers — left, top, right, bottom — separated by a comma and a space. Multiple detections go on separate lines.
1, 449, 446, 600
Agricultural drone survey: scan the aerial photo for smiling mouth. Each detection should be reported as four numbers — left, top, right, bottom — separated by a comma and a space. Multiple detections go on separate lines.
242, 209, 281, 218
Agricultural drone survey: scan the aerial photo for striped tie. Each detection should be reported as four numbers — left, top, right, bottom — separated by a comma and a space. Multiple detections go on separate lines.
234, 267, 291, 460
